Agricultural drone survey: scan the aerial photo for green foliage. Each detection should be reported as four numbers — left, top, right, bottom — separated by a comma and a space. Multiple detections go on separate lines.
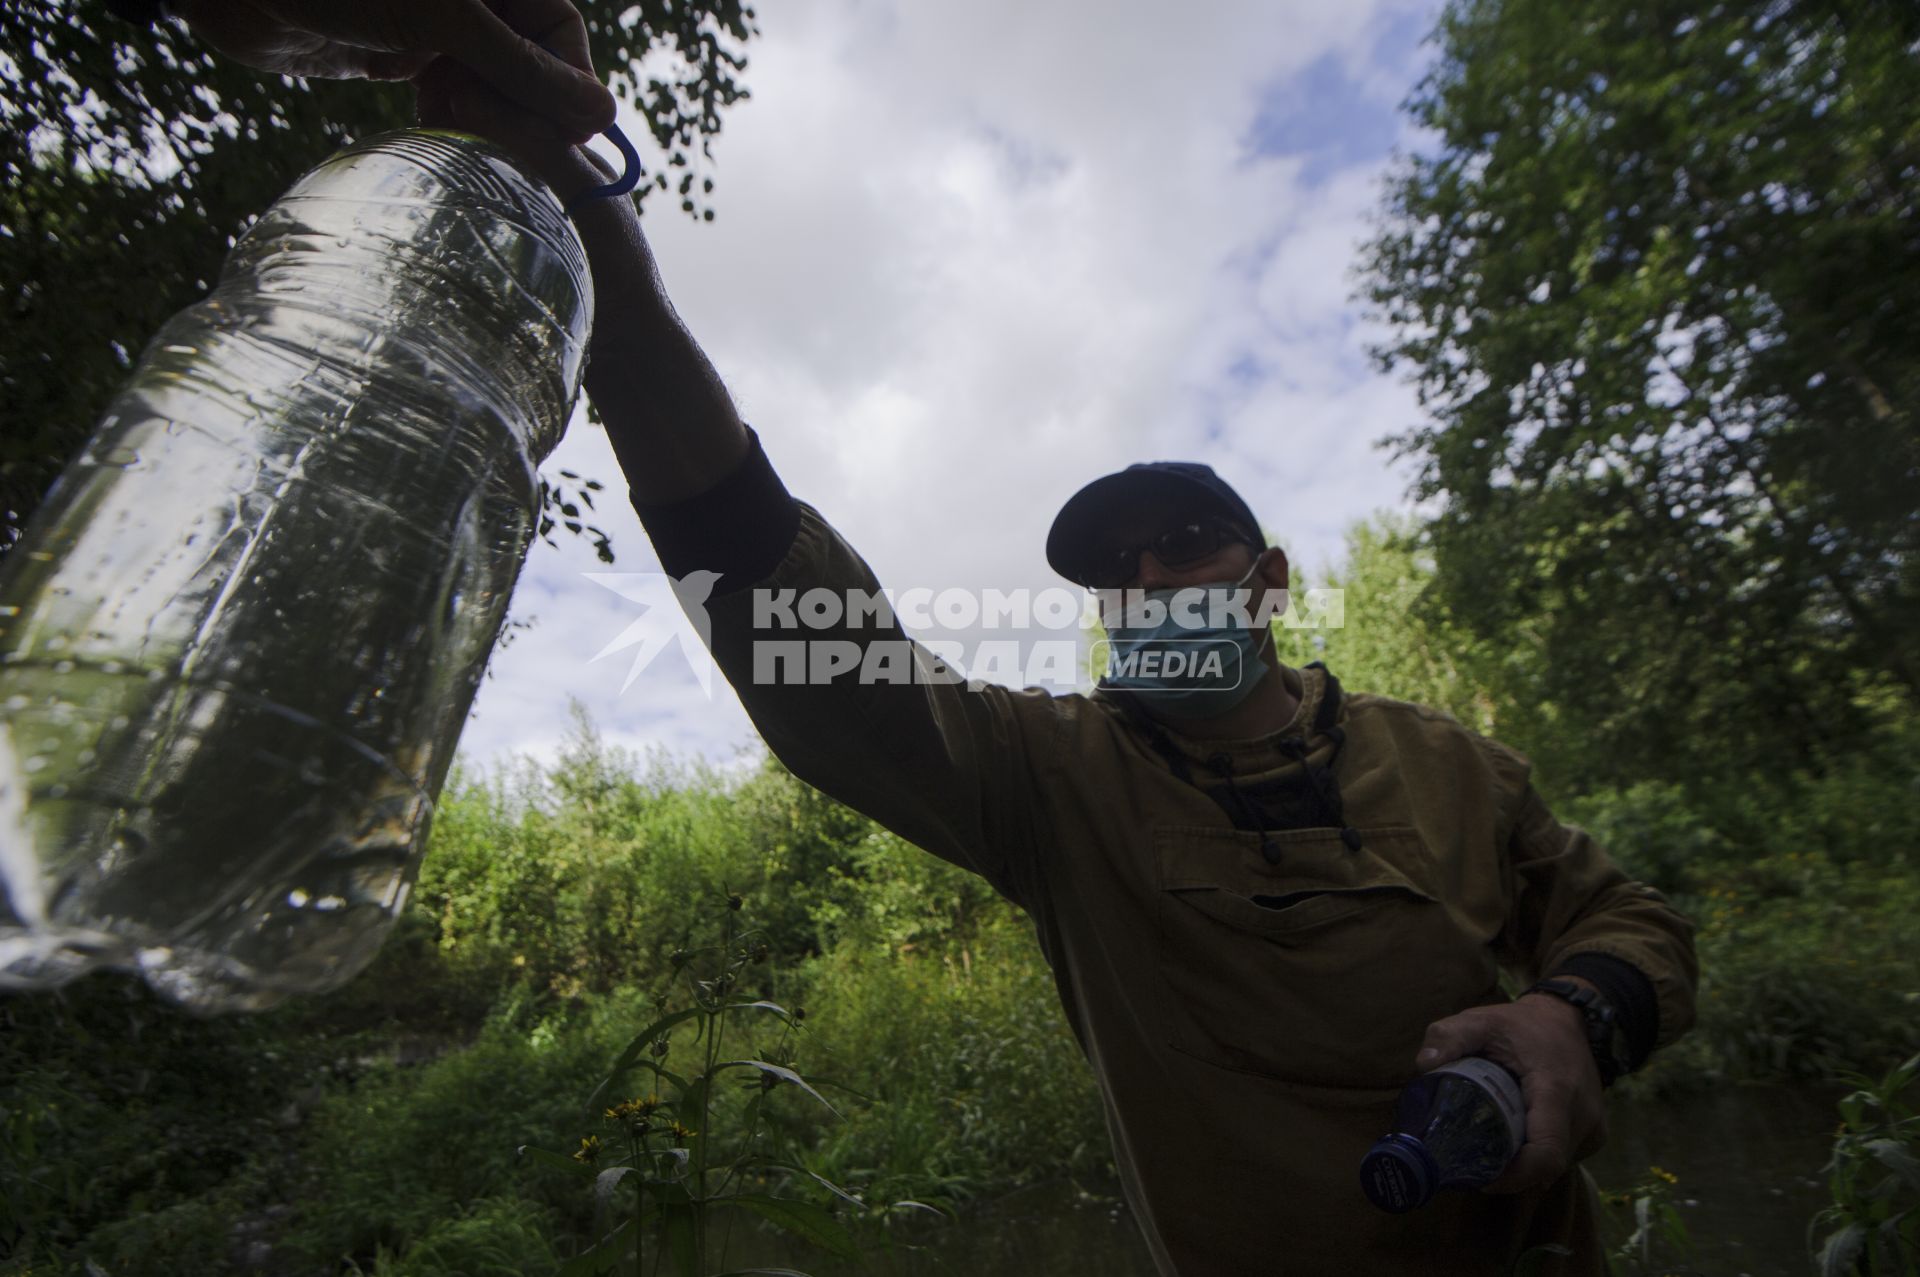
358, 1196, 561, 1277
288, 992, 641, 1268
1641, 848, 1920, 1089
1272, 514, 1500, 734
0, 972, 316, 1272
1362, 0, 1920, 789
3, 701, 1914, 1272
1600, 1165, 1695, 1277
527, 899, 910, 1277
1811, 1055, 1920, 1275
1559, 780, 1729, 899
418, 711, 884, 1003
799, 906, 1110, 1206
1565, 721, 1920, 1090
0, 0, 757, 552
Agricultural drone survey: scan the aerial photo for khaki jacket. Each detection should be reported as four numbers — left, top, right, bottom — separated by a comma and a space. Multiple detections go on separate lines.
704, 503, 1699, 1276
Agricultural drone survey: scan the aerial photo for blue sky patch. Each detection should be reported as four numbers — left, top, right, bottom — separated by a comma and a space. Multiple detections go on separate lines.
1245, 8, 1435, 184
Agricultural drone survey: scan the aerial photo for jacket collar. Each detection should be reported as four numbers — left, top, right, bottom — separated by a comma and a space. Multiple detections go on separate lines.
1097, 662, 1347, 780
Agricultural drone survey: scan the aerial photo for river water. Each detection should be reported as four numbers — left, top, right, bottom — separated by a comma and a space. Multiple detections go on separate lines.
741, 1084, 1842, 1275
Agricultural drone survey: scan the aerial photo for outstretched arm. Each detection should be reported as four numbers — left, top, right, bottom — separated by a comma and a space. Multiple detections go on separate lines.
416, 76, 1057, 906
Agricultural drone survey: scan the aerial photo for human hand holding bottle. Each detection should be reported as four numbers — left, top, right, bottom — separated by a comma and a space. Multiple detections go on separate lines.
174, 0, 615, 142
1414, 984, 1608, 1195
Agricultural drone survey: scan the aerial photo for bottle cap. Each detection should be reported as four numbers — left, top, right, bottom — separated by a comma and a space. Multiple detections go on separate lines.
1360, 1133, 1438, 1213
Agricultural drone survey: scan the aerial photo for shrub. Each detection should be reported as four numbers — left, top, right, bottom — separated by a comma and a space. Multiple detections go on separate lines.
286, 990, 648, 1269
798, 907, 1111, 1204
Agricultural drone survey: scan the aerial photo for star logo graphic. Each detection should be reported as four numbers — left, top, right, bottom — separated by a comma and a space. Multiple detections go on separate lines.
583, 569, 723, 698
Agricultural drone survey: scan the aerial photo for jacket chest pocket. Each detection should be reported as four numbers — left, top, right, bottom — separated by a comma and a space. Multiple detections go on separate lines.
1152, 824, 1495, 1088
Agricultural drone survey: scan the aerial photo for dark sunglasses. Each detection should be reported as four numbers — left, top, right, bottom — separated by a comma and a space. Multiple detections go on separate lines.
1080, 518, 1258, 590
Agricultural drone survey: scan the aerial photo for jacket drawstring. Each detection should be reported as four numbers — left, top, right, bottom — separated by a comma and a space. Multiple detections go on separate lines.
1118, 662, 1363, 862
1205, 751, 1285, 865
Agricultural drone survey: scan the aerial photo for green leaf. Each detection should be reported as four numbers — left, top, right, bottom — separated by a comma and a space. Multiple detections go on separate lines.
595, 1164, 638, 1214
760, 1159, 866, 1211
715, 1060, 842, 1117
1883, 1055, 1920, 1097
1817, 1222, 1866, 1277
588, 1007, 705, 1110
726, 1194, 861, 1261
622, 1056, 693, 1096
1866, 1139, 1920, 1193
722, 998, 798, 1024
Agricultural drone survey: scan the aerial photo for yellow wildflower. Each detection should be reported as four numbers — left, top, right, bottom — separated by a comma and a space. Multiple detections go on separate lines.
604, 1094, 666, 1124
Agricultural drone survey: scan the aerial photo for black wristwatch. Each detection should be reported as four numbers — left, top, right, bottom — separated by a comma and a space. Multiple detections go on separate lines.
1525, 977, 1631, 1086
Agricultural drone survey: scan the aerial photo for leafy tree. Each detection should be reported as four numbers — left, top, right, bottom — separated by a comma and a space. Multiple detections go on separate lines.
0, 0, 756, 556
1274, 515, 1502, 737
1362, 0, 1919, 789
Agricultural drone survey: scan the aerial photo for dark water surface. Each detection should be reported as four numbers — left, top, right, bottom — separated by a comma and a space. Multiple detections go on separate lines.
735, 1085, 1841, 1275
1584, 1083, 1840, 1277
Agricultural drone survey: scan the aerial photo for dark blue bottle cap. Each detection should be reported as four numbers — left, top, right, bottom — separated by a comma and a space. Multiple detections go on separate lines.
1360, 1133, 1438, 1213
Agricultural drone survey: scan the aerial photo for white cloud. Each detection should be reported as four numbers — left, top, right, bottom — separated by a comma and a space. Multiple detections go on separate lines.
459, 0, 1444, 773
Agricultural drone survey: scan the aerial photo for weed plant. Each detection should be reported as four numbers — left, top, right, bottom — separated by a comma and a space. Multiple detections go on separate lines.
1810, 1054, 1920, 1276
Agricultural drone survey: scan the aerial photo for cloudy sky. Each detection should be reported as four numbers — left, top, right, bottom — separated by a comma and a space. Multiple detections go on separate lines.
459, 0, 1447, 773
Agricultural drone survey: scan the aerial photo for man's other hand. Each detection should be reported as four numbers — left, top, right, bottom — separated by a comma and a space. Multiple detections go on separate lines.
175, 0, 616, 143
1413, 985, 1607, 1195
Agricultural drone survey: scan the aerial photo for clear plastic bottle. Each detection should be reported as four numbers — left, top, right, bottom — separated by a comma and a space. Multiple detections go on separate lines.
0, 130, 593, 1011
1360, 1056, 1527, 1212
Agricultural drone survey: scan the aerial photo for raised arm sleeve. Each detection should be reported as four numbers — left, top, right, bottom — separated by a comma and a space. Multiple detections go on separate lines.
633, 437, 1058, 909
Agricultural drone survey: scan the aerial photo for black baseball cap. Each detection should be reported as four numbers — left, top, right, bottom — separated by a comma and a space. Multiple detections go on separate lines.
1046, 461, 1264, 584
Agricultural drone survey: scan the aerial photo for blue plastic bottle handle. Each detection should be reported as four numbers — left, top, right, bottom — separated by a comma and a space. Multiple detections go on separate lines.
535, 45, 644, 217
566, 121, 642, 216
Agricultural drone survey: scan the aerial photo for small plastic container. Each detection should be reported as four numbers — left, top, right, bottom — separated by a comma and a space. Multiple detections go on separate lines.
1360, 1056, 1527, 1212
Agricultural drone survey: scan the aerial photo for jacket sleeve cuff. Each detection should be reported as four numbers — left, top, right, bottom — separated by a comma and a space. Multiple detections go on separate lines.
629, 427, 802, 597
1552, 951, 1660, 1074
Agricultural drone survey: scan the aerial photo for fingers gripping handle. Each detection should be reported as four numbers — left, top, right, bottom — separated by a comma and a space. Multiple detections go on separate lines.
535, 43, 642, 217
567, 121, 642, 216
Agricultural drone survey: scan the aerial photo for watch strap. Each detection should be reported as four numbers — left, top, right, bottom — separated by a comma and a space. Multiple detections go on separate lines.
1525, 977, 1627, 1085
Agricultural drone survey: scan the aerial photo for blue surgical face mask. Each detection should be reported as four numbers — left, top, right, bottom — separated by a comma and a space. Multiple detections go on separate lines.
1095, 565, 1271, 718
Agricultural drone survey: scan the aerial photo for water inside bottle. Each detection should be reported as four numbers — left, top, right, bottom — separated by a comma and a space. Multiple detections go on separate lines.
0, 132, 592, 1010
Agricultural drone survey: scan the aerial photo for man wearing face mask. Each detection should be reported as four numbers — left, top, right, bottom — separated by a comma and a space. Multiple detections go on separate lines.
423, 81, 1697, 1275
643, 451, 1698, 1276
